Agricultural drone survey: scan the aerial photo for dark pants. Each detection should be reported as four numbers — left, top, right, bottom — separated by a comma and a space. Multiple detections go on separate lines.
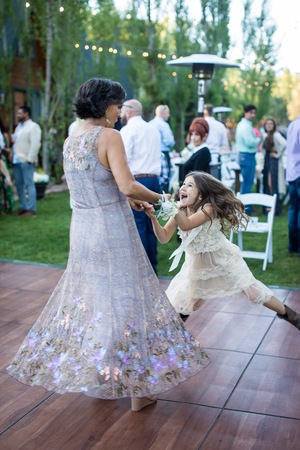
132, 177, 160, 273
239, 152, 256, 214
288, 176, 300, 255
263, 153, 282, 215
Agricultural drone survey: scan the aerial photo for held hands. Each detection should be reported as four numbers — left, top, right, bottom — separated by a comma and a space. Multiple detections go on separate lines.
128, 199, 151, 211
144, 204, 156, 220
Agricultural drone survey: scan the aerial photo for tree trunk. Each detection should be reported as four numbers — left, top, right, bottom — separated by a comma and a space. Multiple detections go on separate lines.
42, 0, 53, 174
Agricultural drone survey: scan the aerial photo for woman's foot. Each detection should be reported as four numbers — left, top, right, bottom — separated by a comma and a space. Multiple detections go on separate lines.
277, 305, 300, 330
131, 396, 157, 412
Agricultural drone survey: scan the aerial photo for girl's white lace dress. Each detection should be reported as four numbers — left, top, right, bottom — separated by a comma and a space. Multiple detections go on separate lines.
7, 127, 209, 399
167, 218, 273, 315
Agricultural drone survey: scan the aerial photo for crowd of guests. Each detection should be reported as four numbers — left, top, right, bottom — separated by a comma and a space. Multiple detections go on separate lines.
0, 97, 299, 259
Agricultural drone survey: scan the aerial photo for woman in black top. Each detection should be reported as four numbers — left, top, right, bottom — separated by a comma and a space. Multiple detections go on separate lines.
182, 118, 211, 179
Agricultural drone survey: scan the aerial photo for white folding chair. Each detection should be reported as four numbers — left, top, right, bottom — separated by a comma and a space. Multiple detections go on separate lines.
229, 193, 277, 271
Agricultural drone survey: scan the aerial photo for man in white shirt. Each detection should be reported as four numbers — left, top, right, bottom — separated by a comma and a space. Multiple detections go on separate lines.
204, 104, 229, 164
120, 99, 161, 273
149, 105, 175, 172
12, 106, 42, 216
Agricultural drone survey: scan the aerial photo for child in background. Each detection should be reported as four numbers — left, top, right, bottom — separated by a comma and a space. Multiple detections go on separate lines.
145, 171, 300, 330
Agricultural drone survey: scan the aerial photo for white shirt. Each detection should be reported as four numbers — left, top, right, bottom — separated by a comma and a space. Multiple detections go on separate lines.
13, 119, 41, 164
149, 116, 175, 153
205, 116, 229, 155
120, 116, 161, 176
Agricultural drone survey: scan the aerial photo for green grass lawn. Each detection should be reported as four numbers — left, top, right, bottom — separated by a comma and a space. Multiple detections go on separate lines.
0, 191, 299, 288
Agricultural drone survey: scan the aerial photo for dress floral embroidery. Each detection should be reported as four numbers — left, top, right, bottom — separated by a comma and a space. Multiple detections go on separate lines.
7, 126, 209, 398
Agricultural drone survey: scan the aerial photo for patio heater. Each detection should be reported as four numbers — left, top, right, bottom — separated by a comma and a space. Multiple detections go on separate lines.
166, 54, 240, 116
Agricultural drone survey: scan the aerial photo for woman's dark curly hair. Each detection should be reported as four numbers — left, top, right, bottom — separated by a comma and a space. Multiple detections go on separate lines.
183, 171, 249, 233
74, 78, 126, 119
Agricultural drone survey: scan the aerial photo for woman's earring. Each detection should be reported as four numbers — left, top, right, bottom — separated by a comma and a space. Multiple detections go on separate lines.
106, 117, 111, 125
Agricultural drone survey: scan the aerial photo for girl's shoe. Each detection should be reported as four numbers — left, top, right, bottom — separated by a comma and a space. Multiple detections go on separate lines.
277, 305, 300, 330
131, 396, 157, 412
180, 313, 189, 322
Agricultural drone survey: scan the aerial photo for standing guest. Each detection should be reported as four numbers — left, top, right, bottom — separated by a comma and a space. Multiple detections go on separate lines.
7, 78, 209, 413
262, 118, 287, 216
286, 115, 300, 256
203, 104, 229, 163
235, 105, 261, 213
0, 155, 13, 187
0, 119, 15, 212
149, 104, 175, 174
120, 99, 162, 274
181, 118, 211, 180
11, 106, 42, 217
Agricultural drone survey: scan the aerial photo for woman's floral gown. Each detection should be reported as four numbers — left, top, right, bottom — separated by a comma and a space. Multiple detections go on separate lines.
7, 126, 209, 399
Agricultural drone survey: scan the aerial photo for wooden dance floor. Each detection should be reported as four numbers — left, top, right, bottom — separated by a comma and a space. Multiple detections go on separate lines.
0, 261, 299, 450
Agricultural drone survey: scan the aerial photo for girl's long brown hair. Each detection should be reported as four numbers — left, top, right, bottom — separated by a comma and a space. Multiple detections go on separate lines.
184, 171, 249, 233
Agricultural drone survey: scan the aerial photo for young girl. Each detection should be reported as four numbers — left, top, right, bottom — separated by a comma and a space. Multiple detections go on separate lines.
146, 171, 300, 330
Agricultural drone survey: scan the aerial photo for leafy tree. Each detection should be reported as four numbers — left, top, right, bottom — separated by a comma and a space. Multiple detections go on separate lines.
21, 0, 90, 177
0, 0, 23, 131
167, 0, 200, 148
237, 0, 277, 120
198, 0, 231, 106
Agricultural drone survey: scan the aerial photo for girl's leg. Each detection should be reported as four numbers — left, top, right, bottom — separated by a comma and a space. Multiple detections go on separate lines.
263, 296, 285, 314
264, 296, 300, 330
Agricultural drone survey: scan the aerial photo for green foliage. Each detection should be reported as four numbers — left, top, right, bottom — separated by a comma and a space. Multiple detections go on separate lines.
237, 0, 277, 120
0, 191, 71, 266
2, 0, 290, 169
0, 192, 298, 288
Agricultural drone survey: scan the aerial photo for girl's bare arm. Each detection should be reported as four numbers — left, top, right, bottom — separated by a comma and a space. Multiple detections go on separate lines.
145, 205, 177, 243
174, 205, 214, 231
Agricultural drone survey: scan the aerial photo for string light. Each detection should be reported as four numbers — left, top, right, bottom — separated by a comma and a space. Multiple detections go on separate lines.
59, 6, 64, 12
70, 42, 276, 94
25, 2, 30, 7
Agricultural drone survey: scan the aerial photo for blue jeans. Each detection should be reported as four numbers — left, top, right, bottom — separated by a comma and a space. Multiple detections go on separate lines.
288, 176, 300, 254
132, 177, 160, 274
239, 153, 256, 214
13, 162, 37, 212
